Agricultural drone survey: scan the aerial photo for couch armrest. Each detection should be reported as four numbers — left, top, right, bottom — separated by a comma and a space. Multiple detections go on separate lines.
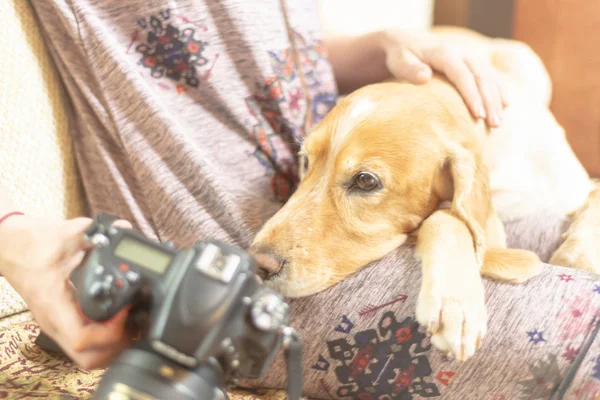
0, 0, 87, 220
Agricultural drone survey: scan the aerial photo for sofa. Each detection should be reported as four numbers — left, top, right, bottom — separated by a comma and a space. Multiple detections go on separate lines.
0, 0, 436, 398
5, 0, 600, 399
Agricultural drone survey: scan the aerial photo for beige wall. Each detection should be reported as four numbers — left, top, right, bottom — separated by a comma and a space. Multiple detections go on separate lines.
319, 0, 435, 36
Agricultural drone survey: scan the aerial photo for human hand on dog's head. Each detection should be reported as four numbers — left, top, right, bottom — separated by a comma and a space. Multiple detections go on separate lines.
382, 28, 510, 128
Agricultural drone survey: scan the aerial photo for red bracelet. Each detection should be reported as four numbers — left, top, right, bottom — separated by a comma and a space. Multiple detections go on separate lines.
0, 211, 24, 226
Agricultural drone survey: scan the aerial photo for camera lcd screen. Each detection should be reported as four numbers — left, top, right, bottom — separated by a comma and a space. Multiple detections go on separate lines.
114, 236, 173, 274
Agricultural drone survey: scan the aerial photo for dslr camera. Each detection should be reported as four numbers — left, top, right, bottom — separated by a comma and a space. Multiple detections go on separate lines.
35, 213, 302, 400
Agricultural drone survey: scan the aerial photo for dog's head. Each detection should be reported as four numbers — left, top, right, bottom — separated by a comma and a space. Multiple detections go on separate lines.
251, 81, 490, 297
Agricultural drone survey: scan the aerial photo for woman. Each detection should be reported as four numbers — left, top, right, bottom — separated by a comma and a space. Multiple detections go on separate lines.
0, 0, 513, 394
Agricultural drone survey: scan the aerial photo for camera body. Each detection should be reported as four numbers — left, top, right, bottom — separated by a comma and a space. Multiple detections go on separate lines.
38, 214, 302, 400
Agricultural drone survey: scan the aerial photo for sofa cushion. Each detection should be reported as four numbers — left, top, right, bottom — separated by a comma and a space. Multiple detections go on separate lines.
0, 319, 295, 399
0, 0, 87, 220
0, 280, 28, 321
0, 0, 90, 318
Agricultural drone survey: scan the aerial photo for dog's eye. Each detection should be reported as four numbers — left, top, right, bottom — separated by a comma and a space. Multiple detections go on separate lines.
302, 156, 309, 173
299, 153, 309, 179
350, 172, 381, 192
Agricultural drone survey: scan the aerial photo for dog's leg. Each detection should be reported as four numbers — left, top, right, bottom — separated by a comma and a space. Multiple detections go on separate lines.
550, 183, 600, 274
485, 209, 507, 247
415, 209, 487, 361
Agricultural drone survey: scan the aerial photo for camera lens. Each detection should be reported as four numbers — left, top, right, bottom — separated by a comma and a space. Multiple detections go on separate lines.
91, 347, 225, 400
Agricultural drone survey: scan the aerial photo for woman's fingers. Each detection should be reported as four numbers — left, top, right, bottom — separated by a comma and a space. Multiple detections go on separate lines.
465, 56, 504, 127
418, 42, 510, 127
434, 52, 486, 120
392, 49, 433, 84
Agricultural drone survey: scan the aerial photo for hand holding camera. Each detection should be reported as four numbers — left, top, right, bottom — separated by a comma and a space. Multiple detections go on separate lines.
34, 213, 303, 400
0, 214, 133, 369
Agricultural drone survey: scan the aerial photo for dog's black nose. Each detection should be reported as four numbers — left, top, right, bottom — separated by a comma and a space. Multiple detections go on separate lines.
248, 247, 286, 280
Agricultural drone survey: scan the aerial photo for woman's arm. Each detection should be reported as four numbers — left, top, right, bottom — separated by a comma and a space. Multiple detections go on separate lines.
322, 30, 391, 95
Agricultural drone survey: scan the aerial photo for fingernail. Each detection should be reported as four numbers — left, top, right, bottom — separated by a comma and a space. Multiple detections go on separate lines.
477, 106, 486, 119
416, 69, 431, 82
502, 91, 512, 106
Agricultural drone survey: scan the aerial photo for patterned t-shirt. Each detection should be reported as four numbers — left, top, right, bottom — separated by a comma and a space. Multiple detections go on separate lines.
30, 0, 338, 250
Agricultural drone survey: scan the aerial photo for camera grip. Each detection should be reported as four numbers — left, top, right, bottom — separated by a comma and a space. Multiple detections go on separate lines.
71, 213, 146, 322
73, 257, 140, 322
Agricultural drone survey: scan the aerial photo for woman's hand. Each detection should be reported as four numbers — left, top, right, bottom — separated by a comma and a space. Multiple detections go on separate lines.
382, 29, 510, 127
0, 215, 132, 369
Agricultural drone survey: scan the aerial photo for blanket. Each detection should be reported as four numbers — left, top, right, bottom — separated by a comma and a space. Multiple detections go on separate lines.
0, 313, 294, 399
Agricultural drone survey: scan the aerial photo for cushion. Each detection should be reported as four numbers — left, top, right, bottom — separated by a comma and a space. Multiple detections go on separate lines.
0, 0, 87, 220
0, 318, 295, 399
0, 0, 89, 319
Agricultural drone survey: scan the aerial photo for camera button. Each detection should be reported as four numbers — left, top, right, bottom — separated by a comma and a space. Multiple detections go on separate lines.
94, 265, 105, 275
101, 299, 112, 312
115, 279, 124, 289
126, 271, 140, 284
119, 263, 130, 272
89, 282, 104, 299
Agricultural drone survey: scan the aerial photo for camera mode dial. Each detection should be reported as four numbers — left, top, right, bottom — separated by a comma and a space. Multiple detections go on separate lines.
250, 292, 289, 332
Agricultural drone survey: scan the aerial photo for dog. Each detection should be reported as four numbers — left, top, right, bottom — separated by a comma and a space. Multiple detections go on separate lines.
249, 27, 600, 361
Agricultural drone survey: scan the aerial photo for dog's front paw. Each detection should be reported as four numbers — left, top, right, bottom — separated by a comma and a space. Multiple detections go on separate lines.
416, 276, 487, 361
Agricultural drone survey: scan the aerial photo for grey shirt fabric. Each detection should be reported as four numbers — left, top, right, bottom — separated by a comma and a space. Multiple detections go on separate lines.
30, 0, 338, 250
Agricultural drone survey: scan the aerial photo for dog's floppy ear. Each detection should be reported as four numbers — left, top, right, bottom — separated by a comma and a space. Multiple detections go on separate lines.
436, 142, 491, 264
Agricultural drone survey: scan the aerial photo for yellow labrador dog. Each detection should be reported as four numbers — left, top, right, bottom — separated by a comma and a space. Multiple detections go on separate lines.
250, 27, 600, 361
